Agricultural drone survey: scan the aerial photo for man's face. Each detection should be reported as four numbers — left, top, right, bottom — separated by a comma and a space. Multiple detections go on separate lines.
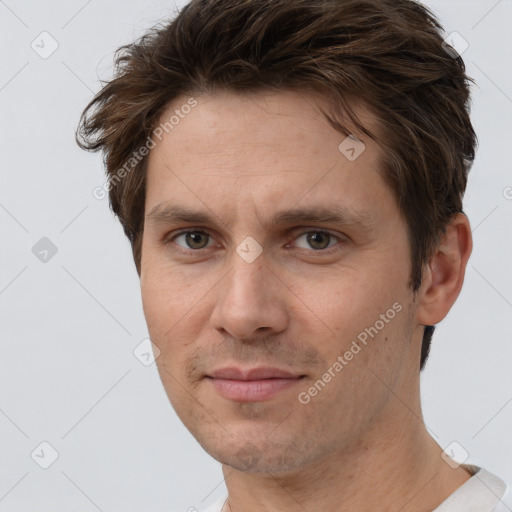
140, 90, 422, 474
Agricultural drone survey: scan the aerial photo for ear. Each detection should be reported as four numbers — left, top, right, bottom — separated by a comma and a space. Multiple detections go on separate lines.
416, 213, 473, 326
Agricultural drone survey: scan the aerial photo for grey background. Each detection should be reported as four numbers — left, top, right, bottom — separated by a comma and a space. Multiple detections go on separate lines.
0, 0, 511, 510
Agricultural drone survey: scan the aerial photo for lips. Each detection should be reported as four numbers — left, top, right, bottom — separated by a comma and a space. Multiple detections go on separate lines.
206, 366, 305, 402
210, 366, 303, 380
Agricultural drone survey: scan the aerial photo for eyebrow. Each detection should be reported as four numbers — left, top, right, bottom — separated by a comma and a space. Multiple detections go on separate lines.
146, 203, 376, 233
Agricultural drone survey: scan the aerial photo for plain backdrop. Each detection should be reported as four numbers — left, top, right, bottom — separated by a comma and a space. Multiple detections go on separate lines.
0, 0, 511, 510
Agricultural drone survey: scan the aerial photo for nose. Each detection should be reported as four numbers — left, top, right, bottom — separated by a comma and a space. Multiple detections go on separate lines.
209, 252, 288, 341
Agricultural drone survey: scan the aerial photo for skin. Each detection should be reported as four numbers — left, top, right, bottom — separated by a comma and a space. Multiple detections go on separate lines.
140, 89, 473, 512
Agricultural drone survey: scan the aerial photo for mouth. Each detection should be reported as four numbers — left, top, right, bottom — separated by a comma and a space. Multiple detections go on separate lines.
205, 366, 307, 402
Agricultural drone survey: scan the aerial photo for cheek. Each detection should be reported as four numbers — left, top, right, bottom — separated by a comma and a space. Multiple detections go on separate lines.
303, 273, 409, 362
140, 269, 166, 329
294, 271, 384, 324
140, 264, 211, 364
141, 249, 192, 318
140, 269, 184, 358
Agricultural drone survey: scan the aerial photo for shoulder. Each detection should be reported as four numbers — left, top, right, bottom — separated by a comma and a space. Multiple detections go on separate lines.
433, 464, 511, 512
493, 480, 512, 512
462, 465, 512, 512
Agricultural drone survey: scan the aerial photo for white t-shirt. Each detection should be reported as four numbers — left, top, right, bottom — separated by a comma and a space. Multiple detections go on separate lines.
201, 465, 511, 512
433, 464, 511, 512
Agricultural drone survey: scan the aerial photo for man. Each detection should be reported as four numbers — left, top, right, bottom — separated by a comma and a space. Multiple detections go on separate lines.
77, 0, 511, 510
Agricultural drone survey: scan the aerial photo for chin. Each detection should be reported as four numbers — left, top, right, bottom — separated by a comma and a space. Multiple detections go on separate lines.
195, 429, 322, 475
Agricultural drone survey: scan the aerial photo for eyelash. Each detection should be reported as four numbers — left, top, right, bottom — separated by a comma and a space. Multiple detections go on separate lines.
163, 228, 345, 255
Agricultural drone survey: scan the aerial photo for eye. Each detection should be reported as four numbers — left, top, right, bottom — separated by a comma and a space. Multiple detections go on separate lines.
164, 229, 344, 254
292, 230, 342, 251
170, 230, 214, 251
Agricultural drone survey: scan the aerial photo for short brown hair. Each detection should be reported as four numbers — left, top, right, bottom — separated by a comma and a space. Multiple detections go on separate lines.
77, 0, 477, 371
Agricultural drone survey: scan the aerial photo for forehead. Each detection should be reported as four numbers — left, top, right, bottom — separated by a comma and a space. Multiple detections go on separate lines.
154, 88, 380, 152
144, 89, 393, 224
